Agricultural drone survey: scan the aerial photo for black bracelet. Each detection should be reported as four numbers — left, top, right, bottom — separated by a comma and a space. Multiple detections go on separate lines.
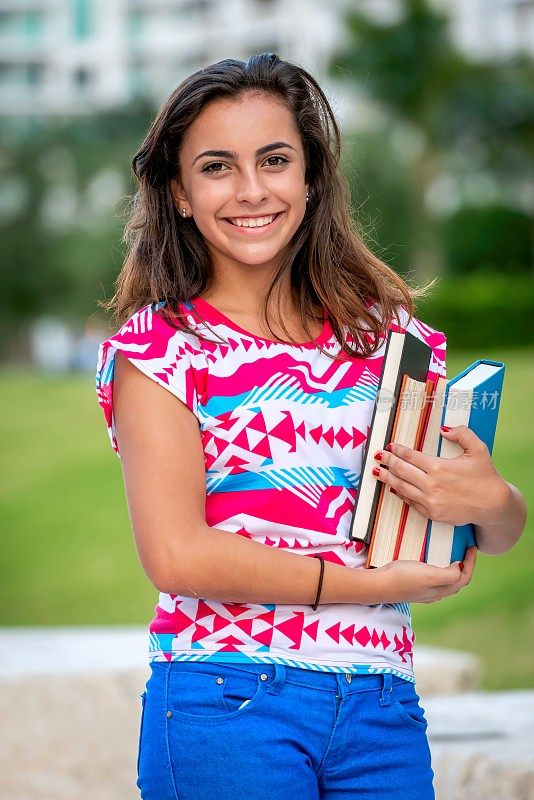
311, 554, 325, 611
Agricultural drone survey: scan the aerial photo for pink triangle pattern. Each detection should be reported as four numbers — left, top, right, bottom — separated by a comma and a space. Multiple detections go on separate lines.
96, 298, 446, 680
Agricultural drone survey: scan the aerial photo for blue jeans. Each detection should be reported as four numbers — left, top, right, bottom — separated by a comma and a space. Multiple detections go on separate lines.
136, 660, 434, 800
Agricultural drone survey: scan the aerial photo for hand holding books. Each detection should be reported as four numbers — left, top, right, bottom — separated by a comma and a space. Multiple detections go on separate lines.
349, 329, 505, 568
377, 423, 508, 528
370, 544, 478, 604
371, 424, 507, 558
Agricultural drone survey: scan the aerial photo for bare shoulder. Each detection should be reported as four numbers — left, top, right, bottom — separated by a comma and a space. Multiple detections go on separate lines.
113, 349, 200, 441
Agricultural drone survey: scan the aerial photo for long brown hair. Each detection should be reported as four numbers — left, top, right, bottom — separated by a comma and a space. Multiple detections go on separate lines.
99, 53, 429, 358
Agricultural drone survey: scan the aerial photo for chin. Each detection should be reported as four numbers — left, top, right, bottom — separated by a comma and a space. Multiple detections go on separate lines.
234, 252, 286, 268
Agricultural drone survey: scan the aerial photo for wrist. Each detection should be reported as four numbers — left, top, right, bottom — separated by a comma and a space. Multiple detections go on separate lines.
352, 565, 385, 605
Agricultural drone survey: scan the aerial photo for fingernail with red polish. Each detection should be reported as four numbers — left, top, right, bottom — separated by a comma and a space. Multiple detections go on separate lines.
459, 562, 464, 572
386, 443, 393, 452
374, 451, 383, 461
441, 425, 451, 432
390, 487, 397, 495
372, 467, 380, 477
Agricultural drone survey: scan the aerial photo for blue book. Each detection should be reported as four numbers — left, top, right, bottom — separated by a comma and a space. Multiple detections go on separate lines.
424, 360, 505, 566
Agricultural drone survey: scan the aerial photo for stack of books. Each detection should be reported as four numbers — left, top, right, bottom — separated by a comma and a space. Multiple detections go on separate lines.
349, 330, 505, 568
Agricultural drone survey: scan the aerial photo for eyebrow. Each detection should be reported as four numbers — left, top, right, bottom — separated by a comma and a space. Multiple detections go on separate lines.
192, 141, 296, 166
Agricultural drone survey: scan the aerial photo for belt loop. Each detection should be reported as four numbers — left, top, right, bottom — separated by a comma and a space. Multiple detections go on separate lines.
379, 672, 393, 707
266, 663, 286, 695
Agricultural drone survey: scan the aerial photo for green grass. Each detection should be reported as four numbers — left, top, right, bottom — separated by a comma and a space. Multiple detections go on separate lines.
0, 369, 156, 625
0, 348, 532, 689
411, 347, 533, 690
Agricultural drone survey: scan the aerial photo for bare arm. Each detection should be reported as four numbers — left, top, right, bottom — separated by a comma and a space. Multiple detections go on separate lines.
113, 352, 474, 606
473, 480, 527, 556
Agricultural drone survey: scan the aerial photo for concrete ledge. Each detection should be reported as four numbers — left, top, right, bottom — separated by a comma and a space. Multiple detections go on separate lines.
0, 627, 148, 800
426, 691, 534, 800
7, 626, 530, 800
413, 643, 480, 695
0, 625, 150, 679
0, 669, 145, 800
0, 625, 480, 691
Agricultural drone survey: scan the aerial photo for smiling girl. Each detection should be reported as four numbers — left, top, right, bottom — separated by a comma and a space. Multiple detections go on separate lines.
95, 54, 526, 800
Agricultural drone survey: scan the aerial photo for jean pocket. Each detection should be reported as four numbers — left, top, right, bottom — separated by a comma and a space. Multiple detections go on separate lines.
220, 669, 262, 714
391, 681, 428, 731
137, 691, 147, 779
167, 664, 266, 723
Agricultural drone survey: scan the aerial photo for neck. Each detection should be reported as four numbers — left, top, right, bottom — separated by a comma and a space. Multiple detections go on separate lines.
202, 273, 298, 319
199, 278, 324, 343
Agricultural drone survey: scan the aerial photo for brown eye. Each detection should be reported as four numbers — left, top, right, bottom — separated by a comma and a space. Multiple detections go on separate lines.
202, 162, 228, 173
264, 156, 288, 167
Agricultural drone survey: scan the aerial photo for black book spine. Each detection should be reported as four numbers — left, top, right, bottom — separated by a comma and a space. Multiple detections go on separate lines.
349, 330, 432, 544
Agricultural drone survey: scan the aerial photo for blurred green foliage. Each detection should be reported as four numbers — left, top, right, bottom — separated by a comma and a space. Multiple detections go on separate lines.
332, 0, 533, 281
341, 128, 416, 276
443, 205, 532, 276
417, 274, 534, 349
0, 103, 153, 357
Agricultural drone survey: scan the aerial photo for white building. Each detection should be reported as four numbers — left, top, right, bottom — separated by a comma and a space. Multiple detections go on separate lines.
0, 0, 353, 118
439, 0, 534, 61
0, 0, 532, 118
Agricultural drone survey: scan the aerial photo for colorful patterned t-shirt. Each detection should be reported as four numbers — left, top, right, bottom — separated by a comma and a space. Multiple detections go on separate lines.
95, 295, 446, 682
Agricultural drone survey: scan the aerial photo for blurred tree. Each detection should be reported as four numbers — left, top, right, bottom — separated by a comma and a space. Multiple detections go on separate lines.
444, 204, 532, 276
331, 0, 534, 280
0, 101, 153, 360
340, 128, 415, 275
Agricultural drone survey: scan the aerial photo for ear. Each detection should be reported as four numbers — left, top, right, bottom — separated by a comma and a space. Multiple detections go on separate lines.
170, 178, 189, 213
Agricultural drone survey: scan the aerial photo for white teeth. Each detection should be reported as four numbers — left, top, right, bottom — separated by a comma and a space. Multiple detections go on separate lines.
229, 214, 276, 228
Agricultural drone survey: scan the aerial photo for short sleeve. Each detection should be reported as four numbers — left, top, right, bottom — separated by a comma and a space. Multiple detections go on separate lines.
391, 306, 447, 382
95, 302, 200, 458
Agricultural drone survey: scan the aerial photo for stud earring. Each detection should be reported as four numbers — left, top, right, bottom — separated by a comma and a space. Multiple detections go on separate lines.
182, 208, 188, 218
306, 191, 310, 203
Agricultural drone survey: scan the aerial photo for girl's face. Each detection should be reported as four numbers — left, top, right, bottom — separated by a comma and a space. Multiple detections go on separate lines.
171, 92, 308, 281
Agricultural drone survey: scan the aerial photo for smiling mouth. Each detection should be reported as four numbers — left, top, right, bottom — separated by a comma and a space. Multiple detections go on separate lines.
224, 211, 284, 228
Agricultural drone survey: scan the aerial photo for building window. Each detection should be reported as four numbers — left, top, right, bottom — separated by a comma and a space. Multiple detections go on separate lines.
74, 0, 92, 39
0, 63, 41, 89
182, 0, 211, 12
27, 64, 41, 86
0, 12, 19, 34
0, 11, 43, 37
175, 0, 211, 20
73, 66, 91, 89
129, 62, 147, 97
25, 12, 43, 37
127, 10, 143, 38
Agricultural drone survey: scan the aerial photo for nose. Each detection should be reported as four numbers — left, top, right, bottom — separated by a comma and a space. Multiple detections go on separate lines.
234, 168, 268, 205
